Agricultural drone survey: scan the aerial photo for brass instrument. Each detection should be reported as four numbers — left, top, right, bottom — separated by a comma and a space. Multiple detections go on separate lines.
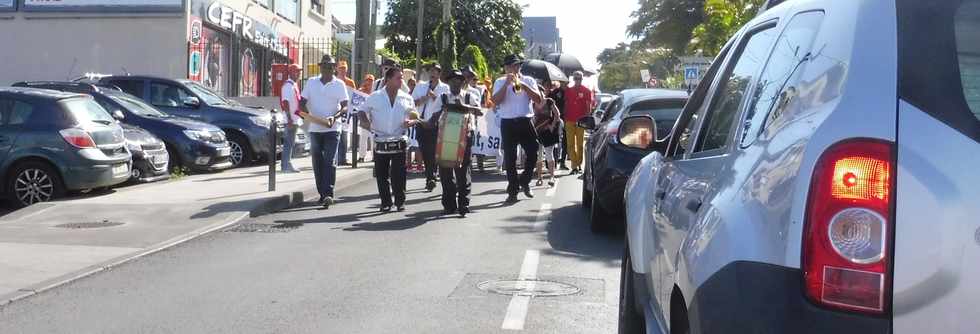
511, 74, 523, 93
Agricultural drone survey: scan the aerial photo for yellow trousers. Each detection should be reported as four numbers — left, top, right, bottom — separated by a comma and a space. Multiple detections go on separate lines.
565, 124, 586, 169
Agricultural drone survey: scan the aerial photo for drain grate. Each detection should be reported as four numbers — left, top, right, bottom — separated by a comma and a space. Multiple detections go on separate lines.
225, 222, 302, 233
477, 279, 580, 297
55, 220, 124, 229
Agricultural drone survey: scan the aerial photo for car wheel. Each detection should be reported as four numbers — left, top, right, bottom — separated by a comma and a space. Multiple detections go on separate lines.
130, 166, 143, 182
8, 161, 65, 208
590, 188, 611, 233
228, 134, 252, 168
619, 247, 647, 334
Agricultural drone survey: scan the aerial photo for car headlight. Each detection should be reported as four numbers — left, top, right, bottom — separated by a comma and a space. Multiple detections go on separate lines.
251, 116, 271, 128
184, 129, 211, 141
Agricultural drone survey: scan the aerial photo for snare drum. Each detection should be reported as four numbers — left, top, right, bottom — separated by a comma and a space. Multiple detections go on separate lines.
375, 140, 407, 155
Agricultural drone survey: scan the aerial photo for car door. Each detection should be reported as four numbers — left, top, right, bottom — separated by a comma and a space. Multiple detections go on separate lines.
147, 81, 203, 121
653, 21, 781, 320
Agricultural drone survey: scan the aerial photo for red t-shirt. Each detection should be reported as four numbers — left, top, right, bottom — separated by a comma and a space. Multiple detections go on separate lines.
563, 84, 593, 122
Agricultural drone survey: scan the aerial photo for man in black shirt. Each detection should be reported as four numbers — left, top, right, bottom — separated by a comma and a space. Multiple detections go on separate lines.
550, 81, 569, 170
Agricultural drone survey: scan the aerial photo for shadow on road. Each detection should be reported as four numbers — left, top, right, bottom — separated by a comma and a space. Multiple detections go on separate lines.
494, 202, 623, 268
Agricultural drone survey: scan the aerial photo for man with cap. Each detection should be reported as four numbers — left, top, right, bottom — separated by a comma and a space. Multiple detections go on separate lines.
412, 63, 451, 192
429, 69, 482, 217
299, 55, 350, 208
373, 59, 410, 93
562, 71, 593, 175
278, 63, 303, 173
492, 54, 543, 203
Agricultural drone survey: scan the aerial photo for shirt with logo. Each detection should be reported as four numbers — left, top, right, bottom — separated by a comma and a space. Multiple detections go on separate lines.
563, 84, 594, 123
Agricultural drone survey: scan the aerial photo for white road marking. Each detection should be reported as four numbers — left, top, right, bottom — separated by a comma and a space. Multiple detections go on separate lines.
532, 204, 552, 232
503, 250, 540, 330
545, 179, 559, 197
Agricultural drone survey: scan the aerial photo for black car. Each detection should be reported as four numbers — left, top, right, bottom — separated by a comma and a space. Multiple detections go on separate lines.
120, 123, 169, 183
579, 89, 688, 233
14, 82, 233, 172
0, 87, 131, 207
97, 75, 281, 168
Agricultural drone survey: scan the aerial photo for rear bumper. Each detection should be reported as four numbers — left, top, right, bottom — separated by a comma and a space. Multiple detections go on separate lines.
63, 160, 131, 190
593, 144, 648, 214
688, 261, 890, 334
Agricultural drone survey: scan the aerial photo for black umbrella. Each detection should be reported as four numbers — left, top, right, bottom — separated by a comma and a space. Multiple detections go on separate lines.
543, 53, 585, 75
520, 59, 569, 83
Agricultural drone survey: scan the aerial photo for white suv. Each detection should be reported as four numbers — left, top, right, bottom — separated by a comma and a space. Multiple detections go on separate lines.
620, 0, 980, 333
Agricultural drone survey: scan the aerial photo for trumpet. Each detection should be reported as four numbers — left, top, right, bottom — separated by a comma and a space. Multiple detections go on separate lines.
511, 74, 523, 93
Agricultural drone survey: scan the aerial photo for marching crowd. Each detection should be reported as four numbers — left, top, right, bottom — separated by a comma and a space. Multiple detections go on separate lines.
278, 53, 595, 217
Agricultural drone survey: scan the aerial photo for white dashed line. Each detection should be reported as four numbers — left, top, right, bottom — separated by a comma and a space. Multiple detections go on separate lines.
532, 203, 552, 232
502, 250, 540, 330
545, 179, 559, 197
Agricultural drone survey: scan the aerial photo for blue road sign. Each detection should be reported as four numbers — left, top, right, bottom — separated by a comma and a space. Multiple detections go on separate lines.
685, 67, 699, 80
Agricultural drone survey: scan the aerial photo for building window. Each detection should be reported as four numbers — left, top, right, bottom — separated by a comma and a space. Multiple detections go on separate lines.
253, 0, 270, 8
311, 0, 324, 16
275, 0, 299, 23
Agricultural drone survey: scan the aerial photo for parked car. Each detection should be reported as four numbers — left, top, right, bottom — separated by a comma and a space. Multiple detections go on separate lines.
120, 123, 169, 183
0, 87, 131, 207
14, 81, 234, 172
578, 89, 687, 233
595, 93, 615, 114
619, 0, 980, 333
97, 75, 282, 168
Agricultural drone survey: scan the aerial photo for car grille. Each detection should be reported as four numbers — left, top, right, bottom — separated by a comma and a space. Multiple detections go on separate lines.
141, 142, 165, 151
144, 148, 169, 170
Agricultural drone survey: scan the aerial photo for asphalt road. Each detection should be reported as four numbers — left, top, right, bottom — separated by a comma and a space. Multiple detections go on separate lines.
0, 168, 624, 334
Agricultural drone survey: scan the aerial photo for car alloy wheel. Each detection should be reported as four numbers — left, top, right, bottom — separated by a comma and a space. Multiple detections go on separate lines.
14, 168, 55, 206
131, 166, 142, 181
228, 140, 245, 167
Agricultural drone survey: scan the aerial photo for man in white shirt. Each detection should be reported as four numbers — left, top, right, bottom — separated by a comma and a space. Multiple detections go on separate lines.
492, 54, 543, 203
372, 59, 410, 93
299, 55, 350, 208
429, 69, 482, 217
412, 64, 451, 192
278, 63, 303, 173
358, 67, 420, 212
463, 66, 490, 172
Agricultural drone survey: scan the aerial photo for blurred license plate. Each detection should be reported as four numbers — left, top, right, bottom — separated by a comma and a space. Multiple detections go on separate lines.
217, 147, 231, 156
112, 163, 128, 176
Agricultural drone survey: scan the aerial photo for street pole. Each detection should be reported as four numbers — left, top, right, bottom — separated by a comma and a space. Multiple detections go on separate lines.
441, 0, 450, 51
415, 0, 424, 75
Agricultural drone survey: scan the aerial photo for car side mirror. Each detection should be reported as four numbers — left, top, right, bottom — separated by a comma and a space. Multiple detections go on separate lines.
576, 116, 597, 131
594, 109, 605, 120
112, 110, 125, 120
617, 115, 658, 150
183, 96, 201, 108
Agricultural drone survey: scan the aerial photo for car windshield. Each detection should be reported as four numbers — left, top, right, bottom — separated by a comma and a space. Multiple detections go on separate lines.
107, 92, 168, 117
61, 98, 115, 125
630, 98, 687, 140
181, 80, 229, 106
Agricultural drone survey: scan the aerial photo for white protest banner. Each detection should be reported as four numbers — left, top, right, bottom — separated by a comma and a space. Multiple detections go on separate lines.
472, 108, 502, 157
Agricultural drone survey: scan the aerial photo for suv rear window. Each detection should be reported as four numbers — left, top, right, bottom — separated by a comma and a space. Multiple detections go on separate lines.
61, 98, 114, 125
629, 99, 687, 140
898, 0, 980, 142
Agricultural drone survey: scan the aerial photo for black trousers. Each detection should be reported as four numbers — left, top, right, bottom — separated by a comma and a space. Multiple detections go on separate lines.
501, 117, 539, 195
418, 126, 438, 185
557, 123, 567, 163
440, 140, 472, 210
374, 151, 407, 207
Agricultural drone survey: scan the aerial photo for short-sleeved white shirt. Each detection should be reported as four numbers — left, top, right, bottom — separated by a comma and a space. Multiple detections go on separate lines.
493, 75, 539, 119
280, 80, 303, 126
412, 80, 451, 121
360, 89, 417, 142
301, 76, 349, 133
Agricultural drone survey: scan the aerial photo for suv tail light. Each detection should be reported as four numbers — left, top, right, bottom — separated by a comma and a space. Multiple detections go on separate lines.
59, 128, 97, 149
803, 139, 894, 314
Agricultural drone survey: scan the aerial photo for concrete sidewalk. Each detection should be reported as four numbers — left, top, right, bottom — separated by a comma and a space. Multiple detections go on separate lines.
0, 155, 374, 306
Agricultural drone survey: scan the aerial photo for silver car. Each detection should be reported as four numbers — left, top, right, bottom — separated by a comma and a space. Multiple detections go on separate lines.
620, 0, 980, 333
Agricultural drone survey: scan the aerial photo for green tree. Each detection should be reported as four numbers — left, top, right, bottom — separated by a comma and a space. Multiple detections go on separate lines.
597, 42, 679, 93
382, 0, 525, 72
627, 0, 705, 53
688, 0, 764, 55
460, 45, 490, 80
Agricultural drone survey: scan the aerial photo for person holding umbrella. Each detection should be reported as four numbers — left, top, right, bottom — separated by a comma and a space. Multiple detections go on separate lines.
492, 54, 543, 203
563, 71, 593, 174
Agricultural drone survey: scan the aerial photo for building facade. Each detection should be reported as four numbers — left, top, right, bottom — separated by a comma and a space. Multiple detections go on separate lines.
521, 16, 561, 60
0, 0, 333, 97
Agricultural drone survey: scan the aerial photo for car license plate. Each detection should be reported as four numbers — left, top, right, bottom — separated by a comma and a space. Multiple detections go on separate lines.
217, 147, 231, 156
112, 163, 129, 177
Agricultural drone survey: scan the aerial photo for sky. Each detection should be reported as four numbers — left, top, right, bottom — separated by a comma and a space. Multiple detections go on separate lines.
332, 0, 638, 71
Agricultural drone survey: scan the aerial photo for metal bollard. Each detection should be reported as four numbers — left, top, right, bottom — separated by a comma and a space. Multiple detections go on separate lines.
352, 116, 359, 168
268, 110, 277, 192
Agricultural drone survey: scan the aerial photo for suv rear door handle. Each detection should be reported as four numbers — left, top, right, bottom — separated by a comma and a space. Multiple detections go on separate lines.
686, 198, 703, 213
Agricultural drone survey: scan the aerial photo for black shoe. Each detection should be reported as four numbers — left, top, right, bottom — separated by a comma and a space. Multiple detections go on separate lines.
322, 196, 334, 208
505, 194, 519, 203
560, 164, 569, 171
426, 182, 437, 192
523, 188, 535, 199
396, 205, 406, 212
380, 205, 392, 212
459, 207, 470, 217
317, 196, 326, 205
443, 208, 457, 215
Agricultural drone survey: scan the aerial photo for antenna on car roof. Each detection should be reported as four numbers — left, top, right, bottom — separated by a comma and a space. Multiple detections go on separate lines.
66, 58, 78, 81
121, 67, 130, 76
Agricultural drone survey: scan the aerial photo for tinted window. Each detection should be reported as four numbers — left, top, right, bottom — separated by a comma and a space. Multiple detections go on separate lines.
629, 99, 687, 140
672, 42, 734, 158
149, 82, 191, 108
897, 0, 980, 142
109, 92, 168, 117
110, 80, 145, 98
602, 98, 623, 122
8, 101, 34, 125
696, 25, 779, 153
61, 98, 114, 124
741, 12, 824, 147
182, 80, 230, 106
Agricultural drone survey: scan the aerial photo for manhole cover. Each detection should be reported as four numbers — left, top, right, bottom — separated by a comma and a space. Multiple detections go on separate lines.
477, 279, 580, 297
225, 222, 301, 233
55, 220, 124, 229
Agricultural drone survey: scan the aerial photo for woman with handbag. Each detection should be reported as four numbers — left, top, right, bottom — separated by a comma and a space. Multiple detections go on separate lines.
533, 82, 562, 187
357, 67, 421, 212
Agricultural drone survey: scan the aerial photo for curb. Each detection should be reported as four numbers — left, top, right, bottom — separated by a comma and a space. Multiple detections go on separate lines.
0, 166, 374, 308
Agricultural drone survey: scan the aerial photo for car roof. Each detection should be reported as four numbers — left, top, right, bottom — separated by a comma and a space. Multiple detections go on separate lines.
0, 86, 89, 101
13, 81, 121, 94
100, 74, 176, 82
619, 89, 689, 105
